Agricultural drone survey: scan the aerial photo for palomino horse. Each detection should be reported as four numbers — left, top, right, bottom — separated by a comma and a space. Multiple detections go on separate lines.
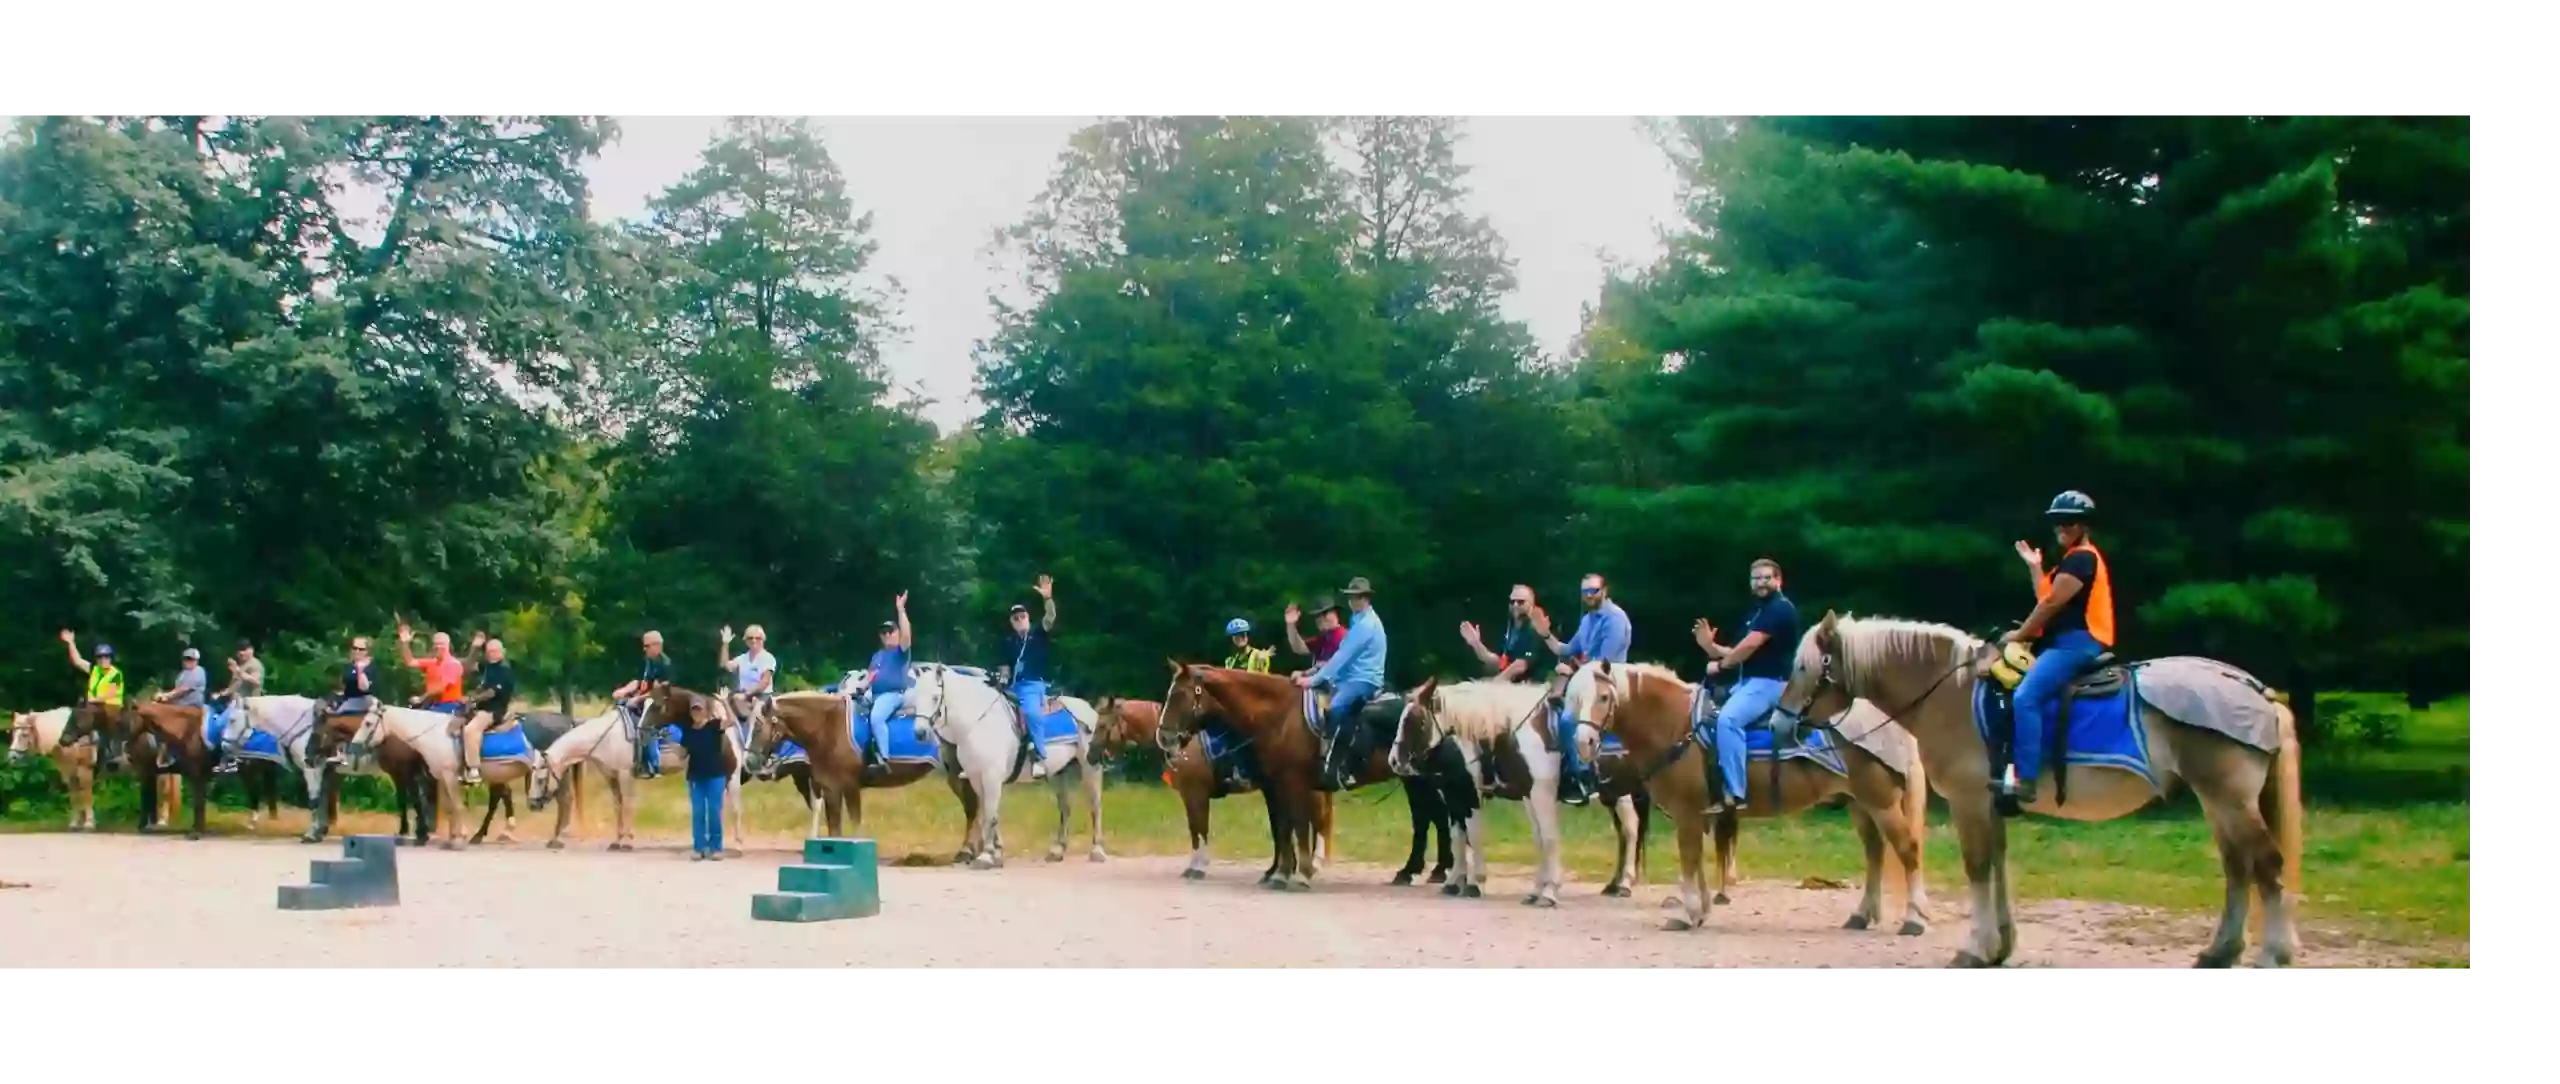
1392, 678, 1656, 905
462, 710, 584, 845
1159, 662, 1448, 891
219, 696, 337, 841
1782, 614, 2303, 968
337, 703, 554, 850
1568, 661, 1931, 934
738, 685, 945, 846
896, 663, 1106, 867
11, 708, 107, 831
536, 697, 735, 852
1094, 696, 1338, 885
83, 701, 220, 840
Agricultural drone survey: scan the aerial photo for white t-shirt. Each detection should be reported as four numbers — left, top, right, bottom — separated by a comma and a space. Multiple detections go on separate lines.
731, 650, 778, 693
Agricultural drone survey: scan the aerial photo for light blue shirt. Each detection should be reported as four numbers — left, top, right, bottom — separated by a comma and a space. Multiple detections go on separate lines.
1312, 606, 1387, 689
1562, 600, 1631, 664
730, 650, 777, 693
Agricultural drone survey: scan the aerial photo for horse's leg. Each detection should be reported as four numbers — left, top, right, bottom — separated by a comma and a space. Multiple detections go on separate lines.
1430, 785, 1453, 883
186, 756, 209, 840
548, 770, 575, 850
1872, 783, 1931, 936
1664, 801, 1710, 931
1179, 765, 1213, 881
1712, 808, 1739, 905
1258, 786, 1286, 887
1944, 787, 2006, 967
1522, 774, 1558, 907
1847, 801, 1887, 931
1394, 782, 1427, 885
1314, 791, 1335, 874
1047, 768, 1071, 863
722, 772, 743, 856
1280, 782, 1317, 891
469, 785, 501, 845
1084, 756, 1108, 862
946, 769, 982, 865
439, 773, 466, 850
499, 782, 519, 842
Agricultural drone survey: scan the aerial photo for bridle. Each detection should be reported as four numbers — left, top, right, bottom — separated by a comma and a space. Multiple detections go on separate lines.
1787, 635, 1983, 747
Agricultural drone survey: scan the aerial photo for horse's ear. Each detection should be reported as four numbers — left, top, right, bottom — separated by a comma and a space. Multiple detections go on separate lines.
1415, 676, 1439, 706
1166, 658, 1183, 678
1818, 610, 1840, 645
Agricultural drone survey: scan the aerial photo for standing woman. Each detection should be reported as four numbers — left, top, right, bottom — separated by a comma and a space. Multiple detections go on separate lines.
674, 697, 731, 861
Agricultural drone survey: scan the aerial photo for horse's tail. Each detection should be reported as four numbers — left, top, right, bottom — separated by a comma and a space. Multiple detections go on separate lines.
2261, 701, 2305, 901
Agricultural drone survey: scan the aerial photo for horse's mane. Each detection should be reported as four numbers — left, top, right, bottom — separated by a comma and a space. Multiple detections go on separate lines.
1425, 681, 1548, 743
1829, 615, 1982, 690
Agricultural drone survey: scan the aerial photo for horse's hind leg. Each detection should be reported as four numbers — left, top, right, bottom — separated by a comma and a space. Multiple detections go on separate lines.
1046, 771, 1071, 863
1846, 803, 1886, 931
469, 785, 502, 844
1084, 757, 1108, 862
1603, 794, 1638, 897
1427, 785, 1453, 883
1394, 783, 1428, 885
1712, 808, 1738, 905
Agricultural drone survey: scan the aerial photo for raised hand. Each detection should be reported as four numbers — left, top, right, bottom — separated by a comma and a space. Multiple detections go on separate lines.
720, 625, 734, 642
396, 619, 413, 643
1693, 618, 1718, 648
2014, 540, 2043, 567
59, 628, 75, 645
1034, 574, 1053, 599
1284, 602, 1301, 624
1459, 621, 1482, 646
1528, 607, 1553, 638
895, 591, 909, 610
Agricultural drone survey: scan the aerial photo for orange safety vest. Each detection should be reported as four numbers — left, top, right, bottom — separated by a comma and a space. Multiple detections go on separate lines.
2038, 541, 2115, 647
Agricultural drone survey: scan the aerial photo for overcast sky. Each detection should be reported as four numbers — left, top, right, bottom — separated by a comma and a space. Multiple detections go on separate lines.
587, 117, 1683, 430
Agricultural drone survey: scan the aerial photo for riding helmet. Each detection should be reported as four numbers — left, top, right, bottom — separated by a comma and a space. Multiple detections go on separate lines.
2045, 490, 2097, 520
1225, 618, 1252, 636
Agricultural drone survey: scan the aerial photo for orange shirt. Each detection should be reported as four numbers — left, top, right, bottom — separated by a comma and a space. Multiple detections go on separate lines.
412, 653, 466, 702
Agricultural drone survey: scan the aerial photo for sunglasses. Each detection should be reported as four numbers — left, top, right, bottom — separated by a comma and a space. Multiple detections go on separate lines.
1580, 587, 1602, 597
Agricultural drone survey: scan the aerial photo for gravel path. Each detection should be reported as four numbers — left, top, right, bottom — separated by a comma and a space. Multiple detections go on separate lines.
0, 833, 2382, 967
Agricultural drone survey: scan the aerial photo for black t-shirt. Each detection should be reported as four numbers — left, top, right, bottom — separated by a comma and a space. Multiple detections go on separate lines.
1739, 593, 1801, 682
476, 660, 517, 718
1496, 621, 1550, 681
638, 655, 672, 688
1002, 627, 1053, 685
340, 660, 374, 700
2045, 548, 2101, 639
675, 719, 730, 781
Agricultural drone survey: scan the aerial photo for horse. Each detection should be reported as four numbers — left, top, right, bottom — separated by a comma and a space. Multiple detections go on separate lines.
1158, 661, 1450, 892
1567, 661, 1932, 934
307, 703, 441, 846
10, 708, 104, 831
895, 663, 1107, 868
217, 696, 336, 841
736, 683, 945, 846
1094, 696, 1338, 885
335, 702, 555, 850
512, 702, 680, 850
83, 700, 220, 840
1782, 613, 2303, 968
1392, 678, 1656, 905
462, 710, 585, 845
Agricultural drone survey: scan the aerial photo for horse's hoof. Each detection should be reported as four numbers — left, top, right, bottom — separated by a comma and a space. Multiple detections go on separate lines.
1391, 870, 1416, 886
1426, 869, 1448, 884
440, 841, 461, 851
1659, 896, 1684, 909
1601, 884, 1630, 898
1712, 892, 1731, 905
1045, 849, 1066, 864
1263, 877, 1290, 892
1949, 952, 1994, 969
299, 833, 321, 845
1441, 882, 1463, 897
1286, 877, 1313, 893
1844, 913, 1873, 931
2193, 950, 2239, 969
1663, 917, 1696, 932
1182, 867, 1206, 881
1897, 920, 1928, 937
2254, 946, 2296, 969
546, 840, 566, 851
185, 831, 201, 841
1463, 884, 1483, 899
971, 854, 999, 871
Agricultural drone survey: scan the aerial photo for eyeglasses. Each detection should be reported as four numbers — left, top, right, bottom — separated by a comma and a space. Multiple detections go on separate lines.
1750, 575, 1777, 583
1509, 598, 1531, 606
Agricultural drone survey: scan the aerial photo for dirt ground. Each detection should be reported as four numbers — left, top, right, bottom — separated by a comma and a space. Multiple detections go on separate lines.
0, 833, 2393, 967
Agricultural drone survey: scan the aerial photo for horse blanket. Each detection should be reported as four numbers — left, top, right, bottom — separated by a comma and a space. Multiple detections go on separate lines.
1974, 674, 2156, 788
203, 705, 284, 763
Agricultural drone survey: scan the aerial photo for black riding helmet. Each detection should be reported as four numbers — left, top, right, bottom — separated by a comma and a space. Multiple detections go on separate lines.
2045, 490, 2096, 522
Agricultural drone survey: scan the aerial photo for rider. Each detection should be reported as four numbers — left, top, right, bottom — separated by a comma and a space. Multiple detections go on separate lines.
133, 646, 208, 770
211, 639, 265, 773
993, 575, 1058, 781
1461, 584, 1549, 683
863, 593, 914, 762
323, 636, 378, 719
1691, 558, 1801, 814
457, 637, 517, 786
1284, 600, 1347, 674
2000, 490, 2116, 807
1295, 577, 1387, 792
57, 627, 127, 773
610, 630, 674, 779
719, 623, 778, 742
395, 621, 469, 714
1221, 618, 1273, 673
1536, 573, 1630, 806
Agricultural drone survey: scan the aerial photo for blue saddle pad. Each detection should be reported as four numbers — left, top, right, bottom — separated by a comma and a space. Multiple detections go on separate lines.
203, 709, 283, 759
1974, 677, 2154, 785
1596, 730, 1624, 754
855, 704, 939, 764
1200, 725, 1243, 762
1743, 722, 1848, 776
1024, 703, 1080, 747
480, 727, 533, 760
773, 739, 807, 761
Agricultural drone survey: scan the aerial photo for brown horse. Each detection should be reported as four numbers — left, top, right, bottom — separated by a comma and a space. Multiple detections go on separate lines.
1159, 662, 1424, 891
1094, 696, 1337, 884
307, 705, 439, 847
729, 685, 942, 843
1569, 661, 1931, 933
1783, 614, 2303, 968
96, 701, 219, 840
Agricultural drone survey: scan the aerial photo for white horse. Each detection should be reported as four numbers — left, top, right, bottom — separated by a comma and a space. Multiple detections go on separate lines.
9, 708, 98, 831
535, 699, 746, 853
1388, 678, 1582, 905
877, 663, 1103, 869
217, 695, 331, 840
343, 703, 553, 850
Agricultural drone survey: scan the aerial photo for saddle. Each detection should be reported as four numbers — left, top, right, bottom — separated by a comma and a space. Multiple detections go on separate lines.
1302, 688, 1407, 755
1988, 642, 2126, 697
1980, 642, 2125, 809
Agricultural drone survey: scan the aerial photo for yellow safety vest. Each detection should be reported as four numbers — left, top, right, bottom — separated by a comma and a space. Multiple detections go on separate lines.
85, 663, 126, 707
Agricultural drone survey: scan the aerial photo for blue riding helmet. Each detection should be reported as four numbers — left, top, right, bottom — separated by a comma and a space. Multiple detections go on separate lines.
93, 644, 115, 659
2046, 490, 2096, 520
1225, 618, 1252, 637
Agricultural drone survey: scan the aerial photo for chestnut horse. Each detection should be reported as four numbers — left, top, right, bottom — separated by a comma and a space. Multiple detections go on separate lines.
75, 700, 219, 840
735, 686, 947, 844
1093, 696, 1337, 885
1159, 662, 1444, 891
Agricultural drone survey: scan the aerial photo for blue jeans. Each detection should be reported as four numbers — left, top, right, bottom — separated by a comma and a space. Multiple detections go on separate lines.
628, 702, 661, 775
1713, 677, 1785, 805
687, 775, 725, 853
1013, 679, 1048, 728
422, 700, 464, 715
2013, 630, 2104, 786
868, 690, 907, 756
1324, 680, 1380, 750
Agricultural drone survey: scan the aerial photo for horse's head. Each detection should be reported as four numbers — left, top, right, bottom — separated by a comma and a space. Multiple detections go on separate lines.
7, 712, 35, 762
1390, 677, 1445, 775
330, 699, 395, 768
1565, 661, 1623, 735
1781, 611, 1853, 722
1158, 660, 1219, 756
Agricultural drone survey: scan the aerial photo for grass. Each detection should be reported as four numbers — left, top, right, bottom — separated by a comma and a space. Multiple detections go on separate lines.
5, 691, 2469, 962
